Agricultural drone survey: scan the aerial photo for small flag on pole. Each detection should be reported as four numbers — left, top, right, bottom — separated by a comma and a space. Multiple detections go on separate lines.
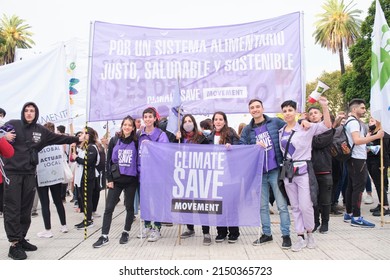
370, 0, 390, 134
166, 79, 182, 134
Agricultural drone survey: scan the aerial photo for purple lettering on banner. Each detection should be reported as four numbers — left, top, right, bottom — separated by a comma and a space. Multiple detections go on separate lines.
139, 142, 264, 227
89, 12, 304, 121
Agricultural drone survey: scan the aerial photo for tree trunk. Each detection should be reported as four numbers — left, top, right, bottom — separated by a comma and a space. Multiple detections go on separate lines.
339, 45, 345, 75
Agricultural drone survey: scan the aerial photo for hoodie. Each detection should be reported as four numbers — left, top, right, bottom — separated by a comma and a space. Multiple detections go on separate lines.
3, 102, 80, 174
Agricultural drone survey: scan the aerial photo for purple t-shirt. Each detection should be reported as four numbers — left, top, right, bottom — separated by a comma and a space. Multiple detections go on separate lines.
254, 125, 278, 173
111, 140, 138, 177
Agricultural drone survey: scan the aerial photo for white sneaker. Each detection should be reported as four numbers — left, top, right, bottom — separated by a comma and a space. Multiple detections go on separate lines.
306, 233, 316, 249
60, 225, 69, 233
92, 212, 101, 218
364, 195, 374, 204
291, 236, 307, 252
148, 229, 161, 242
137, 227, 152, 239
37, 230, 53, 238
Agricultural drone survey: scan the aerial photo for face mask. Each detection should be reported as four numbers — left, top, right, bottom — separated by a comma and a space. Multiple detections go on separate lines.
0, 117, 4, 127
369, 124, 376, 131
183, 122, 194, 133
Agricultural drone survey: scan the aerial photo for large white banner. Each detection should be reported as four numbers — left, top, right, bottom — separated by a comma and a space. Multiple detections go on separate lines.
0, 44, 69, 124
370, 0, 390, 134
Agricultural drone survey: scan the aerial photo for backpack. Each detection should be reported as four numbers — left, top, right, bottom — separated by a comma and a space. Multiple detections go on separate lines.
329, 118, 360, 162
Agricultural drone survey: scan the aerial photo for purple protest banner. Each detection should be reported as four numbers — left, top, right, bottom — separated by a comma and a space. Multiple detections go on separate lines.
88, 12, 304, 121
139, 142, 264, 227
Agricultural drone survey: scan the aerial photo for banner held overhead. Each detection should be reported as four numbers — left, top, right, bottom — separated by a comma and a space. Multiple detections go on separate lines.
88, 12, 304, 121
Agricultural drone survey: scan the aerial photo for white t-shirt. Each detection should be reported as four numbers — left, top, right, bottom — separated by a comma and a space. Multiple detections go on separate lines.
345, 117, 366, 160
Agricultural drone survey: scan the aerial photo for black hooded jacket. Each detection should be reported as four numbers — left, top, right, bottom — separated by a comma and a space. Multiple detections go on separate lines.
3, 102, 80, 174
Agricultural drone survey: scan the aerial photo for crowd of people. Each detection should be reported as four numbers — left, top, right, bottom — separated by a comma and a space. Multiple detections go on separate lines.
0, 96, 389, 259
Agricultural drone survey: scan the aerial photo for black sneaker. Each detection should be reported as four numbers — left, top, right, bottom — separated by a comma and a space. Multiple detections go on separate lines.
330, 206, 343, 216
93, 236, 109, 248
312, 222, 320, 233
281, 235, 291, 249
373, 208, 390, 216
120, 232, 129, 244
215, 234, 227, 243
20, 239, 37, 251
228, 235, 239, 243
370, 204, 382, 213
75, 220, 94, 230
319, 223, 329, 234
8, 243, 27, 260
252, 234, 273, 246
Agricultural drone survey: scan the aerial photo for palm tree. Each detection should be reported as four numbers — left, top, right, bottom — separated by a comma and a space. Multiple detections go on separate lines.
313, 0, 362, 74
0, 14, 35, 65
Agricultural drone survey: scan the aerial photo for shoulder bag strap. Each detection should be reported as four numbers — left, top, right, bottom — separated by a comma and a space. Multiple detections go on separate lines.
283, 129, 295, 160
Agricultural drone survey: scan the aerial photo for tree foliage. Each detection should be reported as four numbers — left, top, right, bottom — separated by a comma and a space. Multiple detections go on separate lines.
0, 14, 35, 65
306, 69, 346, 115
340, 0, 390, 106
313, 0, 363, 74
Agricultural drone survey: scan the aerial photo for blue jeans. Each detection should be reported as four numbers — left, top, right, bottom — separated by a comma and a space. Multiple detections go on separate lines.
260, 169, 290, 236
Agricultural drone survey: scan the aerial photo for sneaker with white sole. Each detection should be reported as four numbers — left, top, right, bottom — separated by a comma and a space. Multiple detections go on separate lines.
147, 229, 161, 242
351, 216, 375, 228
93, 236, 109, 248
343, 213, 352, 223
37, 230, 53, 238
60, 225, 68, 233
75, 220, 94, 230
92, 212, 101, 218
180, 230, 195, 239
306, 233, 316, 249
364, 195, 374, 204
137, 227, 152, 239
291, 236, 307, 252
203, 234, 212, 246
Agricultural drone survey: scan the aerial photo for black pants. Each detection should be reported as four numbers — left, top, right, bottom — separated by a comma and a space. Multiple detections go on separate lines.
60, 183, 67, 201
92, 178, 101, 212
0, 182, 3, 212
346, 158, 367, 217
217, 226, 239, 238
77, 177, 96, 221
3, 174, 37, 242
367, 157, 389, 206
186, 224, 210, 234
101, 178, 138, 235
37, 183, 66, 229
314, 173, 333, 225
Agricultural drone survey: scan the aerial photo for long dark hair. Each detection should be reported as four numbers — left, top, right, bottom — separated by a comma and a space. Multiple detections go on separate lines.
118, 115, 137, 141
212, 111, 230, 144
86, 126, 98, 144
180, 114, 203, 143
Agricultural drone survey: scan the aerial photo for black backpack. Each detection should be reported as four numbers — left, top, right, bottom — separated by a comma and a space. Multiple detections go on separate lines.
329, 118, 360, 162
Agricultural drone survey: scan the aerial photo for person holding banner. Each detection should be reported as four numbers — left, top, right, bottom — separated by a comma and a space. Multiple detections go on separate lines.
366, 117, 390, 217
307, 106, 334, 234
71, 126, 100, 230
207, 111, 240, 243
239, 99, 292, 249
175, 114, 212, 245
279, 97, 331, 252
93, 116, 139, 248
3, 102, 81, 260
137, 107, 169, 242
36, 122, 69, 239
